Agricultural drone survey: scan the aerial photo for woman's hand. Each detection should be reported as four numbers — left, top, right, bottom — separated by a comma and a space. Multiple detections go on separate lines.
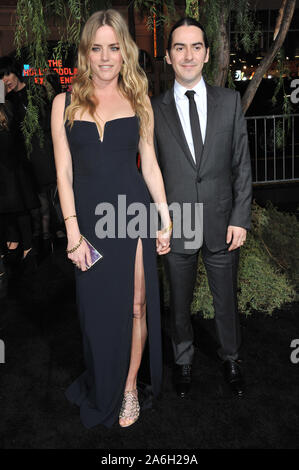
156, 229, 171, 256
67, 238, 92, 271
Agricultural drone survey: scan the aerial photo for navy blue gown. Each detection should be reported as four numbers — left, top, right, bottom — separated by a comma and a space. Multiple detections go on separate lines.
63, 93, 162, 428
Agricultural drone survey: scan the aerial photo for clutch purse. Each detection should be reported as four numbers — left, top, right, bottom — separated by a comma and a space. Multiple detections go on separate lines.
83, 236, 103, 269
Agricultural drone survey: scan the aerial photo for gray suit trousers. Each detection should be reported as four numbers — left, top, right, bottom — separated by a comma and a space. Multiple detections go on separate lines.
164, 242, 241, 365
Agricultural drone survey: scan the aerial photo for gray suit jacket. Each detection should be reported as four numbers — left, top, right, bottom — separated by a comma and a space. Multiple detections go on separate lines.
152, 84, 252, 254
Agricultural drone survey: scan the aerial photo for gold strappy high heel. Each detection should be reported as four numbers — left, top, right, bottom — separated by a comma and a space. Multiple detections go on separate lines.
119, 389, 140, 427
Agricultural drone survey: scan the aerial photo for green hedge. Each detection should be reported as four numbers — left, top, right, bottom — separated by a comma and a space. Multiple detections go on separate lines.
160, 201, 298, 318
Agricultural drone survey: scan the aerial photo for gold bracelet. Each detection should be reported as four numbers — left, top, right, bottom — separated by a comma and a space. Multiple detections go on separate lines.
66, 234, 83, 254
161, 221, 173, 234
64, 215, 77, 222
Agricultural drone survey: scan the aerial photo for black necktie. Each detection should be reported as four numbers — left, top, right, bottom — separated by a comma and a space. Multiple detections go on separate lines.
185, 90, 203, 165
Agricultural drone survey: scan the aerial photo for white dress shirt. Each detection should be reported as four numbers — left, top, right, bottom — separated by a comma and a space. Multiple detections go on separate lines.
174, 78, 207, 163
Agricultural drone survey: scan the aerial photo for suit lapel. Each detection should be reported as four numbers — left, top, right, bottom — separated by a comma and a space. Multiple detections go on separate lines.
197, 84, 219, 173
160, 88, 197, 171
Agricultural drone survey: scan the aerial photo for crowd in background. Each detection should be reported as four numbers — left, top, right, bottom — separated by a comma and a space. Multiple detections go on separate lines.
0, 56, 66, 299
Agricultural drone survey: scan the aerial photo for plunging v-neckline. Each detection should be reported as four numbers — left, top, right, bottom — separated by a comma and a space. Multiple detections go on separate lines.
73, 116, 136, 143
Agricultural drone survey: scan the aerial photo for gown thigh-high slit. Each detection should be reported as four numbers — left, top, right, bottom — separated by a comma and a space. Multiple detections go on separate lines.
127, 238, 147, 380
133, 238, 146, 319
63, 93, 162, 429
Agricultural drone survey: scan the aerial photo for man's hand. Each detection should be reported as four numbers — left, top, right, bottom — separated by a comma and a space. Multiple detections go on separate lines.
226, 225, 247, 251
156, 230, 171, 256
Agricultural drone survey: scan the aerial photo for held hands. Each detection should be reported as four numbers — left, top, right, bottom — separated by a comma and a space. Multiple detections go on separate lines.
156, 230, 171, 255
226, 225, 247, 251
67, 236, 92, 271
156, 221, 172, 255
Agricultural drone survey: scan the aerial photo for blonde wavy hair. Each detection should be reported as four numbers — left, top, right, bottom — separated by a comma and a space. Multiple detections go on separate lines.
65, 9, 150, 139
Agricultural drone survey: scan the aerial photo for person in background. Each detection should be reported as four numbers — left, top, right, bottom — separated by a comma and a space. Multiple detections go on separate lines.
0, 56, 64, 257
0, 80, 7, 297
0, 79, 39, 275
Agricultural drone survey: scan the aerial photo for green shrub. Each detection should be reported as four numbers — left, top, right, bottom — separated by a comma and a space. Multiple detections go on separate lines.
255, 201, 299, 290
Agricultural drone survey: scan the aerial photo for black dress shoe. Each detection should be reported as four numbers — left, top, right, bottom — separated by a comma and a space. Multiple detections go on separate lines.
173, 364, 192, 398
223, 359, 244, 398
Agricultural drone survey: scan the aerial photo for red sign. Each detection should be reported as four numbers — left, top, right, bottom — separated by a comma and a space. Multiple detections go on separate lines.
23, 59, 77, 89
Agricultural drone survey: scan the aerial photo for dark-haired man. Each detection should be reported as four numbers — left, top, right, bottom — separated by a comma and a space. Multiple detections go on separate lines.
152, 18, 252, 398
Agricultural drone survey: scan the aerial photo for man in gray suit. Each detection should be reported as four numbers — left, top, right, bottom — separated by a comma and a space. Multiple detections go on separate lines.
152, 17, 252, 398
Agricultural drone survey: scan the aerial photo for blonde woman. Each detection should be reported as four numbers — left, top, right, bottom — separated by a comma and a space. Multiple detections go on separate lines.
51, 9, 171, 429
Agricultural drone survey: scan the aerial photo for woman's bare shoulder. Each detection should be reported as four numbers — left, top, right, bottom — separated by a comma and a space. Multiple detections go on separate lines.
52, 92, 66, 108
52, 92, 69, 125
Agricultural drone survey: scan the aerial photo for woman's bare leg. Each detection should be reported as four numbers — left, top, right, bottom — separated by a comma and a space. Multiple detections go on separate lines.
119, 238, 147, 426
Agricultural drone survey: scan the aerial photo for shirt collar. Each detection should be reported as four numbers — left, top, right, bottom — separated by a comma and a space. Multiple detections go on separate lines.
174, 77, 206, 101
